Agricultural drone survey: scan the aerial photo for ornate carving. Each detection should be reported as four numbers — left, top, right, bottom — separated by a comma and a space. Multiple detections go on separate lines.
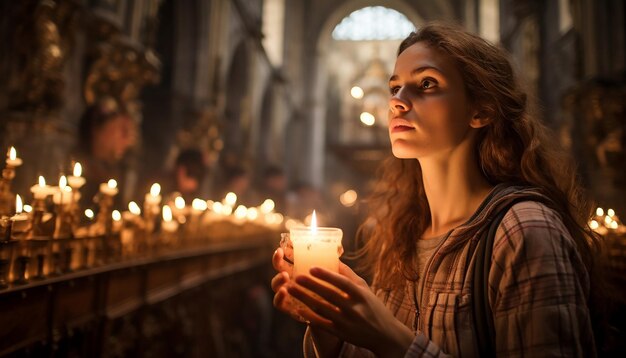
6, 0, 80, 114
83, 16, 161, 119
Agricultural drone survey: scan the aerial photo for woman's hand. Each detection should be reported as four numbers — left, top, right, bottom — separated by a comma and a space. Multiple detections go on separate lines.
271, 247, 318, 322
287, 263, 414, 358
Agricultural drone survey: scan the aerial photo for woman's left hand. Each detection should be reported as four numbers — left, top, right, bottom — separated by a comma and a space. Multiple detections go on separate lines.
287, 263, 414, 357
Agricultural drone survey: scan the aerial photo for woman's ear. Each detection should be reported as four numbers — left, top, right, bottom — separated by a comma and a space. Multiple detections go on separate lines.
469, 107, 493, 129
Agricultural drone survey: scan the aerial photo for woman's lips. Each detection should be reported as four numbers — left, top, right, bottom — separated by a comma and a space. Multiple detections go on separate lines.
389, 118, 415, 133
391, 125, 414, 133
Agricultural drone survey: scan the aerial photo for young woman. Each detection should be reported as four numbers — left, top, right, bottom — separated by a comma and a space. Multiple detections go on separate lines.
271, 23, 600, 357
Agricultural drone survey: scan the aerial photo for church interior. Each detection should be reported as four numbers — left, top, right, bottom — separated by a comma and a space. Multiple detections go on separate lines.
0, 0, 625, 356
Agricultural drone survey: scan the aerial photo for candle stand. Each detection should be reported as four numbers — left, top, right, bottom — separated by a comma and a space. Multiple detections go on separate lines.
0, 161, 19, 217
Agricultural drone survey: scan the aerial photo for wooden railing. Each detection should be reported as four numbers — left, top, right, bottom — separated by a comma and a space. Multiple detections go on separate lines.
0, 232, 277, 357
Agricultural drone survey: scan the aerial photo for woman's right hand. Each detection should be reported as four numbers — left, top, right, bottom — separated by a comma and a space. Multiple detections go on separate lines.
271, 247, 302, 320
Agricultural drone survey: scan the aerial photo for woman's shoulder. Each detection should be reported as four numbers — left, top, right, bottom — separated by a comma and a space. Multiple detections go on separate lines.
494, 200, 575, 254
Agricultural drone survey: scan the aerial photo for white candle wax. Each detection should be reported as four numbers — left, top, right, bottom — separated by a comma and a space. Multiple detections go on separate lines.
53, 187, 73, 205
290, 226, 343, 277
67, 176, 86, 188
6, 147, 23, 167
100, 179, 119, 196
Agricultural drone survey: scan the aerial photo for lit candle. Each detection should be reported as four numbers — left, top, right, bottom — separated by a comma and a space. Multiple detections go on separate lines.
145, 183, 161, 206
6, 146, 23, 167
161, 205, 178, 233
112, 210, 122, 232
191, 198, 207, 215
10, 194, 30, 233
290, 210, 343, 277
30, 176, 53, 199
52, 186, 73, 205
224, 192, 237, 207
260, 199, 275, 214
123, 201, 141, 222
67, 162, 86, 188
84, 209, 95, 221
99, 179, 119, 196
172, 196, 186, 218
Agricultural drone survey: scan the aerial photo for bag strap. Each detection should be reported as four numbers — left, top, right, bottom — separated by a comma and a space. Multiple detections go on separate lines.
473, 198, 529, 357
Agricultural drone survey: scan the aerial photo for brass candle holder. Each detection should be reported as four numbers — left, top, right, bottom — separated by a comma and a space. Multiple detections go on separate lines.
0, 147, 23, 218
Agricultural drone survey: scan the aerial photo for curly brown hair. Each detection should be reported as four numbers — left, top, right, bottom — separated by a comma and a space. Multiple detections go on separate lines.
358, 22, 601, 293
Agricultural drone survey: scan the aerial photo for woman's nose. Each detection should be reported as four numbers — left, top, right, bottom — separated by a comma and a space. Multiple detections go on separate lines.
389, 91, 411, 114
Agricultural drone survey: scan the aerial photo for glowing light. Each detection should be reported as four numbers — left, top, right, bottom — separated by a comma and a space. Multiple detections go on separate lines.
311, 210, 317, 233
222, 205, 232, 216
247, 207, 259, 221
174, 196, 186, 210
59, 175, 67, 189
107, 179, 117, 189
23, 205, 32, 213
162, 205, 173, 221
8, 147, 16, 160
607, 208, 615, 217
234, 205, 247, 219
212, 201, 223, 214
590, 220, 599, 230
112, 210, 121, 221
129, 201, 141, 215
15, 194, 22, 213
192, 198, 207, 211
225, 192, 237, 206
73, 162, 82, 177
360, 112, 375, 126
340, 189, 358, 207
350, 86, 364, 99
605, 216, 613, 225
596, 207, 604, 217
85, 209, 94, 219
260, 199, 275, 214
38, 176, 46, 187
150, 183, 161, 196
610, 221, 618, 229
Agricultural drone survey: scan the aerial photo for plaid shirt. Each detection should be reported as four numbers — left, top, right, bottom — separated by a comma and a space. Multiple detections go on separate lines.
305, 185, 596, 357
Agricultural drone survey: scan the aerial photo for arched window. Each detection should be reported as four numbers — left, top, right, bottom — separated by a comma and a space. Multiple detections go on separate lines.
331, 6, 415, 41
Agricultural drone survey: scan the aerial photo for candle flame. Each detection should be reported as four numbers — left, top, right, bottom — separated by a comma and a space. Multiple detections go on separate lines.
107, 179, 117, 189
607, 208, 615, 217
16, 194, 22, 213
225, 192, 237, 206
150, 183, 161, 196
234, 205, 247, 219
85, 209, 94, 219
8, 146, 16, 160
175, 196, 186, 209
247, 207, 259, 221
590, 220, 599, 230
596, 207, 604, 217
112, 210, 121, 221
129, 201, 141, 215
38, 176, 46, 187
162, 205, 173, 222
610, 221, 618, 229
311, 210, 317, 232
59, 175, 67, 189
192, 198, 207, 211
212, 201, 223, 214
23, 204, 32, 213
260, 199, 275, 214
73, 162, 82, 177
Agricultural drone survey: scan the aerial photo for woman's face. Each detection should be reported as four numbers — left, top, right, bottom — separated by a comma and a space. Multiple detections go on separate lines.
388, 41, 477, 160
93, 115, 136, 161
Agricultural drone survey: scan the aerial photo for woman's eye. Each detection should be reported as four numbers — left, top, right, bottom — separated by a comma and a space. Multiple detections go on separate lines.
420, 79, 437, 90
389, 86, 400, 95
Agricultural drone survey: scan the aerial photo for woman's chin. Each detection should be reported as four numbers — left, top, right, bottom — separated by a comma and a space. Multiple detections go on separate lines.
391, 144, 421, 159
